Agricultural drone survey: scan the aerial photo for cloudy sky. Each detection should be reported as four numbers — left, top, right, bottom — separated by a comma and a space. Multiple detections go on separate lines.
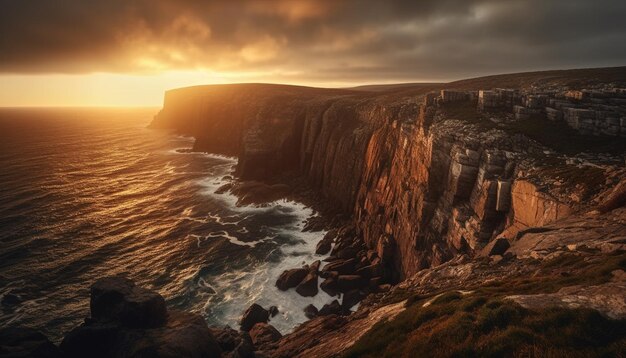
1, 0, 625, 105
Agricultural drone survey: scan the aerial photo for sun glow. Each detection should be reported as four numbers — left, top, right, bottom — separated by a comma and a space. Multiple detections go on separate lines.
0, 70, 281, 107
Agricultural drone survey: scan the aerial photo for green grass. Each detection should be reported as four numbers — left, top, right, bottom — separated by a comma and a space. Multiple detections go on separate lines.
478, 252, 625, 296
344, 294, 625, 358
344, 251, 626, 358
439, 101, 497, 130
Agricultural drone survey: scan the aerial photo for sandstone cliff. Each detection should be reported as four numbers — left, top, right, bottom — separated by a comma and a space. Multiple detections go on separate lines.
151, 69, 625, 282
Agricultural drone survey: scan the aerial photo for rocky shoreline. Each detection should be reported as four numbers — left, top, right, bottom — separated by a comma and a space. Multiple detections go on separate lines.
211, 171, 395, 318
3, 68, 626, 357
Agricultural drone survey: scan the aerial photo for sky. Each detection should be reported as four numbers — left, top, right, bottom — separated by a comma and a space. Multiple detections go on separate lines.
1, 0, 626, 106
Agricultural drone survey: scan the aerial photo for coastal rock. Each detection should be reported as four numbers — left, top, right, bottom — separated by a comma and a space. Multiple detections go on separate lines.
229, 181, 291, 206
211, 326, 256, 358
321, 258, 357, 275
315, 230, 336, 255
310, 260, 321, 273
90, 276, 167, 329
232, 339, 255, 358
211, 327, 255, 358
249, 323, 282, 347
215, 183, 233, 194
240, 304, 270, 331
296, 272, 319, 297
318, 300, 342, 316
272, 315, 348, 358
336, 275, 367, 292
336, 247, 359, 260
320, 277, 339, 297
210, 326, 245, 352
276, 268, 308, 291
0, 327, 60, 358
481, 238, 511, 257
355, 263, 383, 279
304, 304, 319, 319
61, 277, 221, 358
268, 306, 279, 317
341, 290, 364, 311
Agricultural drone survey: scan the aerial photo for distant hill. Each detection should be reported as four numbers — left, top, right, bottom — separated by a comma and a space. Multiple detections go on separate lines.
345, 82, 442, 93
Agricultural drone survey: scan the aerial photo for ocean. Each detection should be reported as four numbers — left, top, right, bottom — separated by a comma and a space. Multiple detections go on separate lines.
0, 107, 333, 342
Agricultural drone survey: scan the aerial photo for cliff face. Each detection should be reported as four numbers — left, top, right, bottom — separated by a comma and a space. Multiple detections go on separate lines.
151, 80, 621, 280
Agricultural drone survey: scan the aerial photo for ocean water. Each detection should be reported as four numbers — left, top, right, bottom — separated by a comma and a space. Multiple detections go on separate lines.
0, 107, 334, 342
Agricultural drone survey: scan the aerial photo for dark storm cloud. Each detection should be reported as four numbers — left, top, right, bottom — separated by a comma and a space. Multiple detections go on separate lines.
1, 0, 625, 81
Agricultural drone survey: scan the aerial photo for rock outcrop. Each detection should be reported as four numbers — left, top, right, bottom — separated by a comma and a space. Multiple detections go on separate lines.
60, 276, 221, 358
0, 327, 61, 358
275, 268, 308, 291
239, 304, 270, 332
248, 323, 282, 347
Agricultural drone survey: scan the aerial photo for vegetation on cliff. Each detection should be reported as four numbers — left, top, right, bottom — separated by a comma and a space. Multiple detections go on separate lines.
346, 251, 626, 357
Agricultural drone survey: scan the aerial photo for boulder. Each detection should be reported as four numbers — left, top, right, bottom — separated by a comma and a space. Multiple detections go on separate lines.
320, 277, 339, 297
336, 247, 358, 260
310, 260, 321, 273
275, 268, 308, 291
318, 300, 342, 316
336, 275, 367, 292
232, 338, 255, 358
90, 276, 167, 328
240, 304, 269, 331
249, 323, 282, 347
268, 305, 279, 317
214, 183, 233, 194
315, 230, 336, 255
303, 304, 319, 319
210, 326, 245, 353
211, 328, 254, 358
481, 238, 511, 257
229, 181, 291, 206
356, 263, 383, 279
321, 258, 357, 275
341, 290, 364, 311
296, 272, 318, 297
319, 270, 339, 279
0, 327, 60, 358
61, 310, 222, 358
